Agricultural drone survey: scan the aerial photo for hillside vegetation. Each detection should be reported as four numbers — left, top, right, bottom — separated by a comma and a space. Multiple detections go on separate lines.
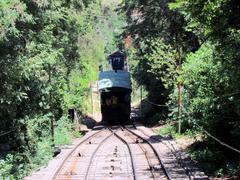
0, 0, 124, 178
1, 0, 240, 178
119, 0, 240, 177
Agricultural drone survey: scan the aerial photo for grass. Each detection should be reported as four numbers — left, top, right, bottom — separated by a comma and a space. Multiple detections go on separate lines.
54, 117, 73, 146
72, 131, 82, 138
157, 122, 195, 139
157, 123, 176, 136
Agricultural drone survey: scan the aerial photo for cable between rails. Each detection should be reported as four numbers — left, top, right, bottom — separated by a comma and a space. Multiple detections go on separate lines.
124, 127, 171, 180
113, 131, 137, 180
123, 128, 156, 179
84, 132, 114, 180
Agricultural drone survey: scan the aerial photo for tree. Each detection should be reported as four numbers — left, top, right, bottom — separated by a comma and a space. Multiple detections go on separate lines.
0, 0, 127, 178
119, 0, 199, 122
170, 0, 240, 150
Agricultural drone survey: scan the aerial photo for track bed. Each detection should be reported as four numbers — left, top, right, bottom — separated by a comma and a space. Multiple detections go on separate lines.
25, 125, 208, 180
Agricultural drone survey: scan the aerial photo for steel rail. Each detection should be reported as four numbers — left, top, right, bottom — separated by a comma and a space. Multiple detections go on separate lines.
124, 126, 172, 180
123, 128, 159, 180
84, 129, 114, 180
111, 128, 137, 180
134, 125, 192, 179
52, 127, 107, 179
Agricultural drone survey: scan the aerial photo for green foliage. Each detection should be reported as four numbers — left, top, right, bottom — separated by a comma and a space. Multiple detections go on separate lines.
141, 38, 178, 89
0, 115, 53, 179
179, 42, 240, 149
168, 41, 240, 176
128, 37, 178, 120
55, 116, 73, 146
0, 114, 76, 179
72, 131, 82, 138
0, 0, 32, 41
0, 0, 85, 130
120, 0, 199, 122
189, 142, 240, 177
190, 147, 226, 173
157, 122, 195, 139
61, 69, 90, 112
170, 0, 239, 39
158, 123, 176, 136
0, 0, 125, 137
168, 0, 240, 176
120, 0, 199, 51
0, 154, 14, 179
0, 0, 126, 178
121, 0, 240, 176
29, 138, 53, 170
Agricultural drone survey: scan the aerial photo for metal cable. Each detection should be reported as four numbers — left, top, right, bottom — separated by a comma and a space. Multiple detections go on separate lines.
140, 88, 240, 154
142, 90, 240, 108
217, 91, 240, 98
181, 106, 240, 154
143, 99, 169, 107
0, 129, 16, 137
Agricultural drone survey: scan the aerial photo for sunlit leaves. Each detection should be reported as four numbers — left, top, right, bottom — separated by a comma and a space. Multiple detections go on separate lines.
0, 0, 126, 178
0, 0, 32, 41
142, 38, 178, 88
171, 0, 237, 38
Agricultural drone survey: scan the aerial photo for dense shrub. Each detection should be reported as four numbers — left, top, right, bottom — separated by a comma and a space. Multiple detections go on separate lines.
0, 114, 74, 179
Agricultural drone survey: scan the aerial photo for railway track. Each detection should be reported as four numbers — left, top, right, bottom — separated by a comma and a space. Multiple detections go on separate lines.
132, 125, 208, 180
53, 126, 110, 179
53, 126, 176, 180
114, 127, 170, 180
26, 124, 207, 180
